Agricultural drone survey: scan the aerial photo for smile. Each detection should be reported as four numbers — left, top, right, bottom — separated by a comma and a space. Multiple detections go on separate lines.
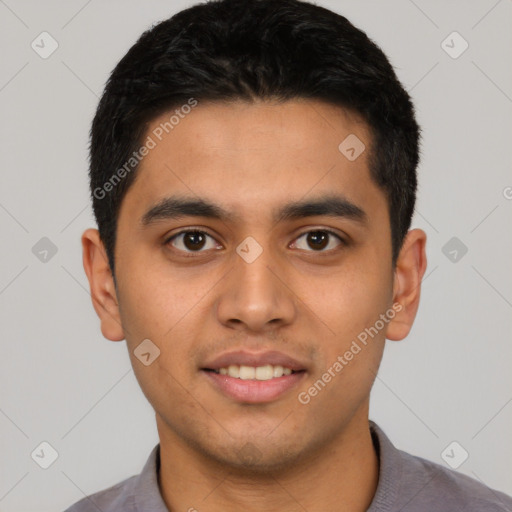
201, 350, 308, 403
212, 364, 296, 380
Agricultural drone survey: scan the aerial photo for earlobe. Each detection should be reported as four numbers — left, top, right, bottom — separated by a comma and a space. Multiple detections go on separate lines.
81, 228, 125, 342
386, 228, 427, 342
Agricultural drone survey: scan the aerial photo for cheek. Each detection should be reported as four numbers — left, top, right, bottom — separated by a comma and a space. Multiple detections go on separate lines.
306, 263, 391, 347
117, 254, 210, 342
133, 359, 204, 437
308, 258, 390, 405
126, 318, 202, 421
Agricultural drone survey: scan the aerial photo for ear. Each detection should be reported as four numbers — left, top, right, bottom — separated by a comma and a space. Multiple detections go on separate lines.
386, 228, 427, 341
81, 228, 125, 342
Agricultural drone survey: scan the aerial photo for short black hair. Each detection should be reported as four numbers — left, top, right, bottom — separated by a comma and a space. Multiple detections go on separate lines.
89, 0, 420, 277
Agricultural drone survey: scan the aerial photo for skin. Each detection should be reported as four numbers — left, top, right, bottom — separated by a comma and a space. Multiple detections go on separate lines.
82, 98, 427, 511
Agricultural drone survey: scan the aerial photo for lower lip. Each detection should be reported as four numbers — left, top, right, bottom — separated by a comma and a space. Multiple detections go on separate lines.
202, 370, 305, 403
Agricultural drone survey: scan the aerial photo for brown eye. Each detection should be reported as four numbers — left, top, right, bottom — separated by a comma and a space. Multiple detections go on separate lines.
307, 231, 329, 250
167, 230, 219, 253
293, 230, 344, 252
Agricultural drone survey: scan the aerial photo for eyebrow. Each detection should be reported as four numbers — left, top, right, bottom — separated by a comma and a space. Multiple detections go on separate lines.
140, 194, 369, 227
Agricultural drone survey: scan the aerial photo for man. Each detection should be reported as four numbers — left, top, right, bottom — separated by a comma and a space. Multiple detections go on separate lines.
67, 0, 512, 510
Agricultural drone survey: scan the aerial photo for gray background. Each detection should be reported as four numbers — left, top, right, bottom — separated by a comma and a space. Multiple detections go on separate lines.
0, 0, 511, 510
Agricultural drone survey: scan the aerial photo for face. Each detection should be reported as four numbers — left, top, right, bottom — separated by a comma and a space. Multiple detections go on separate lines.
83, 98, 425, 471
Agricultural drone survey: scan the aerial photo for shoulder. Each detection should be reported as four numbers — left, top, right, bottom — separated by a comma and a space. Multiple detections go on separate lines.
63, 474, 137, 512
369, 422, 512, 512
62, 444, 163, 512
396, 448, 512, 511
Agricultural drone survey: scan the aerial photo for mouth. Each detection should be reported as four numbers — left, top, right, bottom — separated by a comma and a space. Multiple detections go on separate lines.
201, 351, 308, 404
206, 364, 299, 380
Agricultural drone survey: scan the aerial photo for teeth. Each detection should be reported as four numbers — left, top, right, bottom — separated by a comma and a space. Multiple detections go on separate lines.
214, 364, 296, 380
239, 366, 255, 380
255, 365, 273, 380
227, 365, 239, 378
273, 365, 283, 377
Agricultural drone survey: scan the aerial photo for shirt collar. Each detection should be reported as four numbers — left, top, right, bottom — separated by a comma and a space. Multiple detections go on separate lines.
133, 443, 169, 512
367, 420, 402, 511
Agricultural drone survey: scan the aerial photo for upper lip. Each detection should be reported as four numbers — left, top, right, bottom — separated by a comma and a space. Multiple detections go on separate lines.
202, 350, 308, 372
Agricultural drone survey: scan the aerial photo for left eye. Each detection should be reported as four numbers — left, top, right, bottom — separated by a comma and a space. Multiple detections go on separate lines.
292, 230, 344, 252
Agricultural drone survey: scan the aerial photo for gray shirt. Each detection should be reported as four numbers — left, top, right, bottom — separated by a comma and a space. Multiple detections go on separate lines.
63, 421, 512, 511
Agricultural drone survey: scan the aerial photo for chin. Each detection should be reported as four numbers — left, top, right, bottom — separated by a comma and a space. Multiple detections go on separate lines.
197, 434, 310, 474
216, 448, 302, 474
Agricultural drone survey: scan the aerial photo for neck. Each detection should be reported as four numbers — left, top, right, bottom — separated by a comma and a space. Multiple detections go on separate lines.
157, 412, 379, 512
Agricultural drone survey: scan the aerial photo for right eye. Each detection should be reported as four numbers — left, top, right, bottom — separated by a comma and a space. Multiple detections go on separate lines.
165, 230, 221, 253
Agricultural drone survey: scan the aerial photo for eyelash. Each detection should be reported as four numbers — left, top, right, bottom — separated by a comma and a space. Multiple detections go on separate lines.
164, 228, 347, 255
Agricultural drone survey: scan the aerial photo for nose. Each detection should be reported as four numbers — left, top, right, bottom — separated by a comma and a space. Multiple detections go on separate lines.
215, 242, 297, 333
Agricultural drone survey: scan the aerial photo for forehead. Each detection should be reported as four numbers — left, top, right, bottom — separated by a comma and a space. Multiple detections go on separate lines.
121, 99, 384, 224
